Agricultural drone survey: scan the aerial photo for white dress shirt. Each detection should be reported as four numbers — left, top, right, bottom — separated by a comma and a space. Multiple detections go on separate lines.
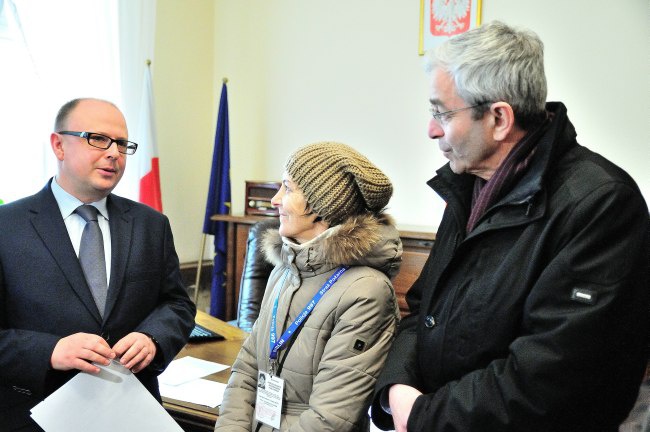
50, 177, 112, 286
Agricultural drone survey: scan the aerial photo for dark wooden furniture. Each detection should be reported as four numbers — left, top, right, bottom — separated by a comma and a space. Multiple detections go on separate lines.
211, 214, 435, 319
245, 181, 280, 216
163, 310, 247, 431
392, 227, 435, 315
210, 214, 272, 321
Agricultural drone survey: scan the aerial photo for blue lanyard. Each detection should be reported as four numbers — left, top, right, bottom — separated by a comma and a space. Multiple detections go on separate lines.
269, 265, 349, 361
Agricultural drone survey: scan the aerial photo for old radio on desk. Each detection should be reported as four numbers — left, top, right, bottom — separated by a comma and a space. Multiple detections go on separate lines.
245, 181, 281, 216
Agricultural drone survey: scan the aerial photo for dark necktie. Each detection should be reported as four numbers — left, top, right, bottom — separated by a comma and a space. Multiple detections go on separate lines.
76, 205, 108, 317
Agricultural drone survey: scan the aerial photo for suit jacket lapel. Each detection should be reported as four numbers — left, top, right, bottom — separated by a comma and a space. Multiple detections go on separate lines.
104, 195, 133, 321
29, 182, 103, 323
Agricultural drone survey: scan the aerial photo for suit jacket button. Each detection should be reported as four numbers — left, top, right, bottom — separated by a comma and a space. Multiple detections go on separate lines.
424, 315, 436, 328
101, 331, 110, 342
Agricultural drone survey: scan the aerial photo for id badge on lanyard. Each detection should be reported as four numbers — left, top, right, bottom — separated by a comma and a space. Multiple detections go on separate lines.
255, 266, 349, 428
255, 370, 284, 429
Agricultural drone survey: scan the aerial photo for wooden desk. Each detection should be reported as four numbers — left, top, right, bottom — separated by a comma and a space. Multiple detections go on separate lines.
211, 214, 435, 318
163, 311, 247, 432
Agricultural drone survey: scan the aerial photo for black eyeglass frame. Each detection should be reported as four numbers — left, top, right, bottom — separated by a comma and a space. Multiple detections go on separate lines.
57, 131, 138, 155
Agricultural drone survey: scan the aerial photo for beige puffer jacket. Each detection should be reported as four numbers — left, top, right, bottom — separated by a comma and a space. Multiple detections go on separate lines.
215, 213, 402, 431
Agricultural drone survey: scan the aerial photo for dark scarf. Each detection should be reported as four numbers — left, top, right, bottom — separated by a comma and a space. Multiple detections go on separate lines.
466, 118, 550, 233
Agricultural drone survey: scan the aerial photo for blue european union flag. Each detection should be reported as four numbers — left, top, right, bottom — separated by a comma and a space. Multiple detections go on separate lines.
203, 82, 231, 318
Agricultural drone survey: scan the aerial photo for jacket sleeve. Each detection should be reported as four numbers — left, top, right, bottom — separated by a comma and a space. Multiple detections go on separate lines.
216, 266, 289, 431
214, 325, 259, 430
369, 314, 420, 430
0, 266, 62, 397
407, 182, 649, 431
290, 274, 398, 432
370, 229, 444, 430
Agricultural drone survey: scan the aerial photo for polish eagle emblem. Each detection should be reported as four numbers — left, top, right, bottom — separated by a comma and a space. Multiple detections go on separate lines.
431, 0, 471, 36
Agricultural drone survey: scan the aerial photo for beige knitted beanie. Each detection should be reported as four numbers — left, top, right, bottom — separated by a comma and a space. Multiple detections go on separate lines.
285, 142, 393, 226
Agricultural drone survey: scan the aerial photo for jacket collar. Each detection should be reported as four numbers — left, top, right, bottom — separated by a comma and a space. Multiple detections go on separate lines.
29, 180, 104, 323
103, 193, 134, 321
262, 212, 402, 281
428, 102, 577, 235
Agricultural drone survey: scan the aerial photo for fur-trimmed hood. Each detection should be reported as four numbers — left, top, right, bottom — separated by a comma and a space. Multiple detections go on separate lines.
261, 212, 402, 279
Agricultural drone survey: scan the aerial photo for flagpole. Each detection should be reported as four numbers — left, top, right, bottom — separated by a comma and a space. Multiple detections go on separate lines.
193, 234, 208, 304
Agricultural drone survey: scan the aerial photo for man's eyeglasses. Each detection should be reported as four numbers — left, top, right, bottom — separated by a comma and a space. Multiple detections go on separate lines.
57, 131, 138, 155
429, 102, 491, 124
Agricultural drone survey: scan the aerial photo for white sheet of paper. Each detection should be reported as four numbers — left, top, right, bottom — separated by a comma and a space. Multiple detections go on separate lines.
30, 360, 183, 432
159, 378, 227, 408
157, 355, 229, 386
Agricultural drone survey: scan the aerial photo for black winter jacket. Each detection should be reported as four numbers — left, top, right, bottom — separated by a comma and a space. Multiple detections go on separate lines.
372, 102, 649, 431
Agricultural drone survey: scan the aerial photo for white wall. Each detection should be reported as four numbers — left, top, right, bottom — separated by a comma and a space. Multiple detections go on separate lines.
213, 1, 437, 237
154, 0, 215, 262
156, 0, 650, 263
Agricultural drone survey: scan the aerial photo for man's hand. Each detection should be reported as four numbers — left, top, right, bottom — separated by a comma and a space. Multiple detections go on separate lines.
51, 333, 115, 374
389, 384, 423, 432
113, 332, 157, 373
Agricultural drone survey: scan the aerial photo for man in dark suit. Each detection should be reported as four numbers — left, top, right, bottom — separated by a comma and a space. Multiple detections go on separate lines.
0, 98, 196, 431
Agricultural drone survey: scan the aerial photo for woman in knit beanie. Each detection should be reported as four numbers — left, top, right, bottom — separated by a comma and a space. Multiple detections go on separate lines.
216, 142, 403, 432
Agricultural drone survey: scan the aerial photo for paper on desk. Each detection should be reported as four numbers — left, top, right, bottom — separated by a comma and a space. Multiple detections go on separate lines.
158, 355, 230, 386
30, 360, 183, 432
160, 378, 228, 408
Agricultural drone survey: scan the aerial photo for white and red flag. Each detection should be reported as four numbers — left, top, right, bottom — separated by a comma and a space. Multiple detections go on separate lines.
136, 64, 163, 212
